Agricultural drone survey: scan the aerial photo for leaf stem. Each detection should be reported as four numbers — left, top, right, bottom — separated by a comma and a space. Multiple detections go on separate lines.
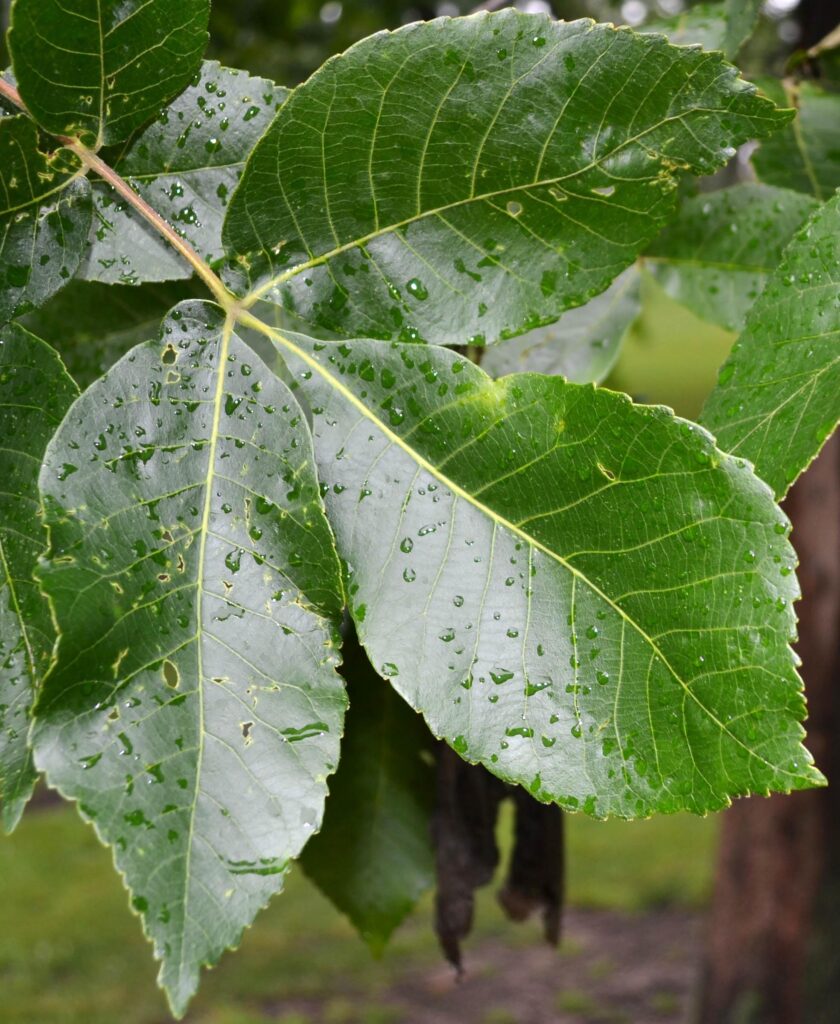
0, 76, 234, 310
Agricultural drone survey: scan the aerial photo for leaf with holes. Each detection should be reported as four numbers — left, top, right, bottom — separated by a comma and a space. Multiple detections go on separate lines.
0, 116, 92, 325
481, 267, 639, 382
223, 10, 790, 346
8, 0, 210, 148
244, 317, 823, 818
33, 300, 346, 1015
643, 184, 817, 333
0, 324, 78, 832
301, 632, 436, 953
702, 190, 840, 499
80, 62, 288, 286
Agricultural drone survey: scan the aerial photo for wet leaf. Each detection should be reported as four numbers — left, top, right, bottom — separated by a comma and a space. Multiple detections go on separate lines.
253, 323, 823, 817
223, 10, 790, 346
80, 62, 288, 286
0, 116, 92, 324
644, 184, 818, 332
481, 268, 639, 382
301, 629, 436, 954
33, 300, 346, 1016
702, 190, 840, 499
0, 325, 78, 832
9, 0, 210, 148
752, 78, 840, 201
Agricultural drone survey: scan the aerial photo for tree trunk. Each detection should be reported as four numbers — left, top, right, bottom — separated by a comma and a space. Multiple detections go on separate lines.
697, 433, 840, 1024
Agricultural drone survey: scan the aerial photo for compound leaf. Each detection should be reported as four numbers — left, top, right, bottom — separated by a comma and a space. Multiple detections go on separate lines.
9, 0, 210, 148
644, 184, 817, 332
224, 11, 790, 347
301, 631, 436, 953
0, 116, 92, 324
80, 62, 288, 286
34, 300, 346, 1016
702, 191, 840, 499
248, 319, 822, 818
481, 267, 639, 382
0, 324, 78, 832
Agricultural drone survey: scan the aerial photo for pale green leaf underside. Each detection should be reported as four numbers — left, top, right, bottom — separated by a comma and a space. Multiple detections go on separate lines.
34, 301, 346, 1016
9, 0, 210, 148
644, 183, 818, 333
752, 78, 840, 202
224, 10, 789, 347
250, 320, 821, 818
80, 62, 288, 286
301, 636, 435, 953
0, 116, 92, 324
0, 324, 78, 832
481, 267, 640, 383
702, 190, 840, 500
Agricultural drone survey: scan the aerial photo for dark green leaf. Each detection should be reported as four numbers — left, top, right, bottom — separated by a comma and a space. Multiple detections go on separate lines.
481, 268, 639, 382
0, 324, 78, 832
224, 11, 790, 347
9, 0, 210, 148
80, 62, 288, 286
247, 320, 823, 817
0, 116, 91, 324
24, 280, 201, 388
643, 184, 818, 332
301, 631, 435, 953
702, 191, 840, 499
34, 301, 346, 1016
752, 78, 840, 200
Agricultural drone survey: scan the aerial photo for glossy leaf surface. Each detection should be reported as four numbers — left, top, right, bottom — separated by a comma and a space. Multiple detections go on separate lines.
702, 191, 840, 499
0, 116, 91, 324
301, 633, 435, 953
644, 184, 817, 332
252, 321, 822, 818
481, 268, 639, 382
224, 11, 790, 346
80, 62, 287, 285
34, 301, 346, 1015
0, 325, 78, 832
9, 0, 210, 148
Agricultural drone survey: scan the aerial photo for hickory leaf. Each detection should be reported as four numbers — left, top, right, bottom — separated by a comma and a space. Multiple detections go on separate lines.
0, 116, 92, 324
301, 631, 436, 953
244, 319, 823, 818
0, 324, 78, 832
643, 184, 818, 333
223, 11, 790, 347
34, 300, 346, 1016
80, 62, 288, 286
8, 0, 210, 149
702, 190, 840, 499
481, 267, 640, 382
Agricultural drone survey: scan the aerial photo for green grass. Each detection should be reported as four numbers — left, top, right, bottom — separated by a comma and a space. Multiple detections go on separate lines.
0, 802, 716, 1023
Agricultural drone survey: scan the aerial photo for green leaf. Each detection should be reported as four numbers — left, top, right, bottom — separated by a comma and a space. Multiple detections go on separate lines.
24, 280, 201, 388
9, 0, 210, 149
33, 301, 346, 1016
0, 324, 78, 832
643, 0, 762, 57
752, 78, 840, 201
246, 319, 823, 817
723, 0, 763, 57
223, 11, 791, 347
481, 268, 639, 382
80, 62, 288, 286
701, 191, 840, 499
643, 184, 818, 332
301, 631, 435, 953
0, 116, 92, 324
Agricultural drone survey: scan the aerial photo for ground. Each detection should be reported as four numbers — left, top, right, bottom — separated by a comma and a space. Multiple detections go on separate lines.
1, 801, 716, 1024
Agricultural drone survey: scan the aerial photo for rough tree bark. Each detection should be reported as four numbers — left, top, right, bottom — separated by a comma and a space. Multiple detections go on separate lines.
697, 433, 840, 1024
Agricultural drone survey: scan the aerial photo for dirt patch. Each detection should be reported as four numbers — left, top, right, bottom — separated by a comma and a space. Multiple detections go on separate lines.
268, 908, 703, 1023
